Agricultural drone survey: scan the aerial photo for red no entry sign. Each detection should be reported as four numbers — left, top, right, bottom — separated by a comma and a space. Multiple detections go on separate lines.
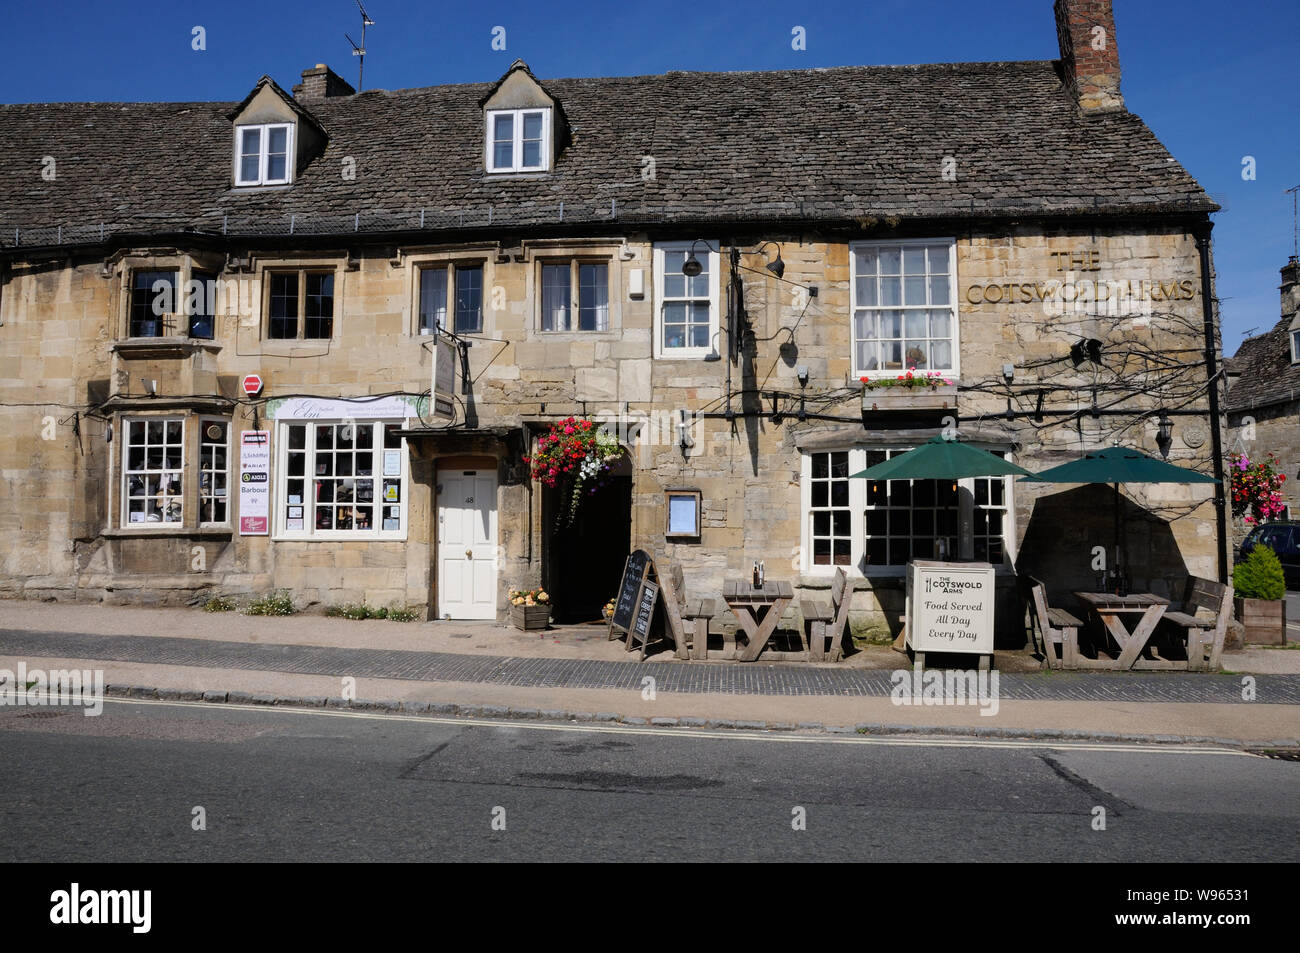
242, 374, 264, 396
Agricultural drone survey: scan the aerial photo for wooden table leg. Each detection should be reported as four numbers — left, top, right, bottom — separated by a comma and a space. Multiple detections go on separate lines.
1115, 606, 1167, 670
739, 598, 790, 662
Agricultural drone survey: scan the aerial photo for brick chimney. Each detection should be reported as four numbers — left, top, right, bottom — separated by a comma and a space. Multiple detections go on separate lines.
1054, 0, 1124, 113
292, 64, 355, 100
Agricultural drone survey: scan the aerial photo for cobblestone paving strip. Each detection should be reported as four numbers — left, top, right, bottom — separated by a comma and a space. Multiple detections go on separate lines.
1, 629, 1297, 704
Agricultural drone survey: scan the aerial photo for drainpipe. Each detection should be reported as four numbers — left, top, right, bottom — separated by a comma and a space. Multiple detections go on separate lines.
1196, 224, 1229, 584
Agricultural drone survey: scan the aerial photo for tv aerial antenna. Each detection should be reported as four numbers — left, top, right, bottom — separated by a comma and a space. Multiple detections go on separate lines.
345, 0, 375, 91
1286, 183, 1300, 262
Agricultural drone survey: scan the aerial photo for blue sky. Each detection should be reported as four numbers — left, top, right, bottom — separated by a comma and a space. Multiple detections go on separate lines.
2, 0, 1294, 353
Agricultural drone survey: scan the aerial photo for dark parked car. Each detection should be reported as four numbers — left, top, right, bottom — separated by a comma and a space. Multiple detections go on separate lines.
1236, 521, 1300, 589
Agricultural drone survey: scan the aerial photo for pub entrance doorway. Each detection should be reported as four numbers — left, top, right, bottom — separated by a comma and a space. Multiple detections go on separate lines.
543, 452, 633, 624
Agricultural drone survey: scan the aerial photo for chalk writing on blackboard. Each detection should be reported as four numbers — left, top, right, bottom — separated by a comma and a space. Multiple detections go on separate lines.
611, 549, 650, 633
633, 581, 659, 640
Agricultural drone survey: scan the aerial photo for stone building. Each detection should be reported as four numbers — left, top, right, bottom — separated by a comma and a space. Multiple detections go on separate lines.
1225, 257, 1300, 533
0, 0, 1226, 641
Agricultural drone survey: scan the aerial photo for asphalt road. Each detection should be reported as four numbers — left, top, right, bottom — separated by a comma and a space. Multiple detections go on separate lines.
2, 698, 1296, 862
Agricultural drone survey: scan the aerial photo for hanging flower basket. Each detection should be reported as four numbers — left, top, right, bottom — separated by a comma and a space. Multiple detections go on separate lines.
1229, 452, 1286, 527
524, 416, 624, 526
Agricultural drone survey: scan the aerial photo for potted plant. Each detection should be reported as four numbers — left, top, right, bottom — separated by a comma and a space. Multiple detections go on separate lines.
1232, 544, 1286, 645
509, 588, 551, 631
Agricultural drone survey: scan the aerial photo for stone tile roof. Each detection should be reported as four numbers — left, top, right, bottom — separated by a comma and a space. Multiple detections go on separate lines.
0, 60, 1216, 248
1226, 319, 1300, 412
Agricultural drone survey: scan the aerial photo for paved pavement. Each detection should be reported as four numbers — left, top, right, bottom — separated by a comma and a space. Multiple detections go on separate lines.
3, 627, 1299, 703
2, 600, 1299, 746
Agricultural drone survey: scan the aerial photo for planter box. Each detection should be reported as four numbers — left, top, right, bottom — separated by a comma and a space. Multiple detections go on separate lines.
511, 603, 551, 631
1234, 596, 1285, 645
862, 384, 957, 413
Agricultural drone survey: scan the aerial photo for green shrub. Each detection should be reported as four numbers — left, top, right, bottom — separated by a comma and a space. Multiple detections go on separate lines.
1233, 545, 1286, 601
324, 602, 419, 622
202, 596, 236, 613
244, 591, 297, 616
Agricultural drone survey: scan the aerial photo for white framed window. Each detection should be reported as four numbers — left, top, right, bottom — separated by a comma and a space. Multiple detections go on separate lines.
485, 108, 551, 173
654, 241, 720, 358
198, 418, 231, 525
540, 260, 609, 331
234, 123, 293, 186
276, 419, 408, 539
1290, 329, 1300, 364
851, 239, 957, 378
800, 446, 1013, 574
122, 417, 185, 526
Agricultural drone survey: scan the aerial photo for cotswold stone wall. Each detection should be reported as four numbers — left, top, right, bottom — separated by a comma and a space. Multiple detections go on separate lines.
0, 222, 1222, 632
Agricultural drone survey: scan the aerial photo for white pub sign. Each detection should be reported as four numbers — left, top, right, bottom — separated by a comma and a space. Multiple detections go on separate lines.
905, 560, 995, 656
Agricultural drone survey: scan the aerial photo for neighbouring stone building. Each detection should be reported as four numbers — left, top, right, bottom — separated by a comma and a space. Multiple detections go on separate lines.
1225, 257, 1300, 535
0, 0, 1226, 642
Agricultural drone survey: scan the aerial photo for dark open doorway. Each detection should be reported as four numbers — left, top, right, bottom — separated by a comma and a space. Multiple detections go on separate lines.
543, 452, 633, 624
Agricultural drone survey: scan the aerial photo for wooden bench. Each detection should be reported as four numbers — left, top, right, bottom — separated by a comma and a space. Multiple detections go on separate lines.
1026, 575, 1084, 670
800, 568, 856, 662
1159, 575, 1232, 672
659, 563, 717, 660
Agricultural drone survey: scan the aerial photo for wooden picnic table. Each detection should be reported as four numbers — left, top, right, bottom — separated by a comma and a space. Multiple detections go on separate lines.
723, 579, 796, 662
1072, 591, 1174, 670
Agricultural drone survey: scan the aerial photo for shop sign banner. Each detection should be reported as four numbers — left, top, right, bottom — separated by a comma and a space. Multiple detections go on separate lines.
239, 430, 270, 535
906, 561, 995, 655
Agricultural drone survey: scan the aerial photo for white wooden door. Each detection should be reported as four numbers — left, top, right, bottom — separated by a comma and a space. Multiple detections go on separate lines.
437, 469, 498, 619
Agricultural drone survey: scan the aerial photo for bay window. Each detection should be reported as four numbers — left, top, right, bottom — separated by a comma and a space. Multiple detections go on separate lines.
122, 418, 185, 525
852, 239, 957, 377
277, 420, 408, 538
129, 270, 177, 337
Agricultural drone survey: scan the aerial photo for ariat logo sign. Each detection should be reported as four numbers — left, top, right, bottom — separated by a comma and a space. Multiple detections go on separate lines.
49, 883, 151, 933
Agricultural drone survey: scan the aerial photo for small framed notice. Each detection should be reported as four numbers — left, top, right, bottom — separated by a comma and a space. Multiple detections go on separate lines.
664, 487, 701, 539
383, 449, 401, 477
287, 506, 303, 519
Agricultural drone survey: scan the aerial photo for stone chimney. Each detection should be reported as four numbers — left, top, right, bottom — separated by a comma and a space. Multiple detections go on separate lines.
292, 64, 355, 100
1282, 257, 1300, 322
1054, 0, 1124, 113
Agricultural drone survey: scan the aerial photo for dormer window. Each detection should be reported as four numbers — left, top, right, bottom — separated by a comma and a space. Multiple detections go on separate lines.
235, 123, 293, 186
1291, 329, 1300, 365
486, 108, 550, 173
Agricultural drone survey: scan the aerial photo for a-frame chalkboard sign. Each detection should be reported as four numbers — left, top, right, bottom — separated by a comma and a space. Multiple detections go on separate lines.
607, 548, 660, 660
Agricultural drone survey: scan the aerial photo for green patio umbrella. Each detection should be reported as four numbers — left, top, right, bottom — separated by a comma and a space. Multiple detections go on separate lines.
849, 435, 1038, 481
1020, 445, 1218, 585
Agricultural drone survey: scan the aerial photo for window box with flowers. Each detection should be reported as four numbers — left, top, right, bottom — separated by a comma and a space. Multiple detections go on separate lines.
861, 369, 957, 413
525, 416, 624, 525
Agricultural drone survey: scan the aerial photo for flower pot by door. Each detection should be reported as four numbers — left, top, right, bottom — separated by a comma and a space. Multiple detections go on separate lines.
511, 603, 551, 631
1234, 596, 1285, 645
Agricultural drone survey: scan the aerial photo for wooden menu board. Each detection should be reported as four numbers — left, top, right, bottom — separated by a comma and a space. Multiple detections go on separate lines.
607, 549, 661, 659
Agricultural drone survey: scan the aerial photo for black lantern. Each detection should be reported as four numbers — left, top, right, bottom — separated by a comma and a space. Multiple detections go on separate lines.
1156, 411, 1173, 459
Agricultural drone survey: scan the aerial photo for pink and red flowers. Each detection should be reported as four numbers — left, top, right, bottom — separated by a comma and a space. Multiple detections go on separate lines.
1229, 452, 1287, 525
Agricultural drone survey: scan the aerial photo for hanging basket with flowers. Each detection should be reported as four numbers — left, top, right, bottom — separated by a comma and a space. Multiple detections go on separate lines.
1229, 451, 1286, 526
524, 416, 624, 525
